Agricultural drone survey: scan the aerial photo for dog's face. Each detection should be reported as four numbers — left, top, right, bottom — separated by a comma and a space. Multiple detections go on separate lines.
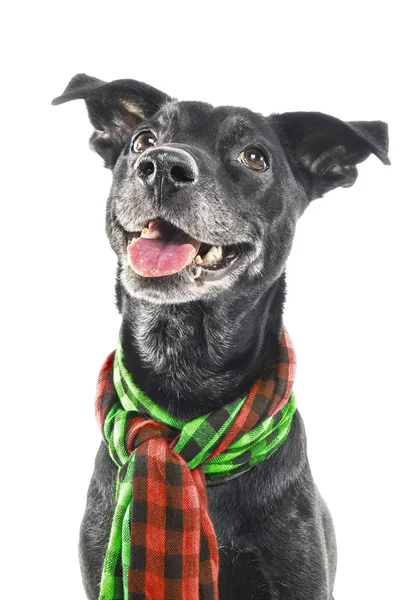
110, 101, 303, 304
53, 75, 389, 305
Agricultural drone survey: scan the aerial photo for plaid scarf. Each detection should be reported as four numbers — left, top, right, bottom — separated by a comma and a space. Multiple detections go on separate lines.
94, 327, 296, 600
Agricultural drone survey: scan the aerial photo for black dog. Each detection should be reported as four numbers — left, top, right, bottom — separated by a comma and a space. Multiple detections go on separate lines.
53, 74, 389, 600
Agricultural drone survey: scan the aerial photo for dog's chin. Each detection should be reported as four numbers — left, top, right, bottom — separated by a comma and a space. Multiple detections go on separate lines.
119, 254, 247, 305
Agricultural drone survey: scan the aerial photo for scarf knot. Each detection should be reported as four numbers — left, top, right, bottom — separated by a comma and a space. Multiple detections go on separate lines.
126, 417, 176, 458
95, 327, 297, 600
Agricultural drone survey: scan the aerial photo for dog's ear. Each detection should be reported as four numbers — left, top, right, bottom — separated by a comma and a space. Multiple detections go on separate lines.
274, 112, 390, 199
52, 74, 171, 168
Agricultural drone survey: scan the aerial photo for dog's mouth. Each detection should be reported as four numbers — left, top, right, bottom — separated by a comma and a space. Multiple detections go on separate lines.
126, 218, 241, 281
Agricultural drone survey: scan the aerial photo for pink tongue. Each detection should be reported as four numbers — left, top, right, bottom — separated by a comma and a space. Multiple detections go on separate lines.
127, 221, 201, 277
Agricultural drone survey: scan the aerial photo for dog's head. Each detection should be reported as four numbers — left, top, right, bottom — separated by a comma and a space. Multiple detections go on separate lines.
53, 74, 389, 305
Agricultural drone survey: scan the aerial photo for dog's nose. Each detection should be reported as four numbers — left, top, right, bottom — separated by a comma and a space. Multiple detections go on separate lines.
134, 147, 198, 192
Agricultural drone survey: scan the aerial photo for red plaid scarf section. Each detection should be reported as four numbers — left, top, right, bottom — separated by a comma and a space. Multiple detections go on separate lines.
127, 419, 218, 599
95, 365, 219, 600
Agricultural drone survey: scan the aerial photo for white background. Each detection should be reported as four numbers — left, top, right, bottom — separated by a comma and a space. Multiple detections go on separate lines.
1, 2, 399, 599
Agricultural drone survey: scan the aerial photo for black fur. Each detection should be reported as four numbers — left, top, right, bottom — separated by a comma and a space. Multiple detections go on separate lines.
53, 74, 389, 599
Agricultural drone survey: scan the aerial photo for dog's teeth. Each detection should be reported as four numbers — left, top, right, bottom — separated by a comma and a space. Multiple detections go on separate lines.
141, 227, 149, 237
194, 255, 203, 264
212, 245, 223, 260
202, 251, 213, 263
202, 246, 222, 263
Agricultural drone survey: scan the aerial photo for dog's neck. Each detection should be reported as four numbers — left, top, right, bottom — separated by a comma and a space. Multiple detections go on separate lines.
117, 273, 286, 421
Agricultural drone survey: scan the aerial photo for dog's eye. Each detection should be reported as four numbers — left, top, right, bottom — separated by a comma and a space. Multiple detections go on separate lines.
238, 148, 269, 171
132, 131, 157, 153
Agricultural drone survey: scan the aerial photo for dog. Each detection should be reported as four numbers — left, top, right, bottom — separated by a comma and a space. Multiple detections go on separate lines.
52, 74, 390, 600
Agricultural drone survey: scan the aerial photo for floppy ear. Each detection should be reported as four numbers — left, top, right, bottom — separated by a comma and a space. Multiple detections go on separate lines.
52, 74, 171, 168
274, 112, 390, 199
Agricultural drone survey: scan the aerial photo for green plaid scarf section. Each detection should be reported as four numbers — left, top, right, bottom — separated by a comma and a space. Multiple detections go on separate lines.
94, 327, 296, 600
